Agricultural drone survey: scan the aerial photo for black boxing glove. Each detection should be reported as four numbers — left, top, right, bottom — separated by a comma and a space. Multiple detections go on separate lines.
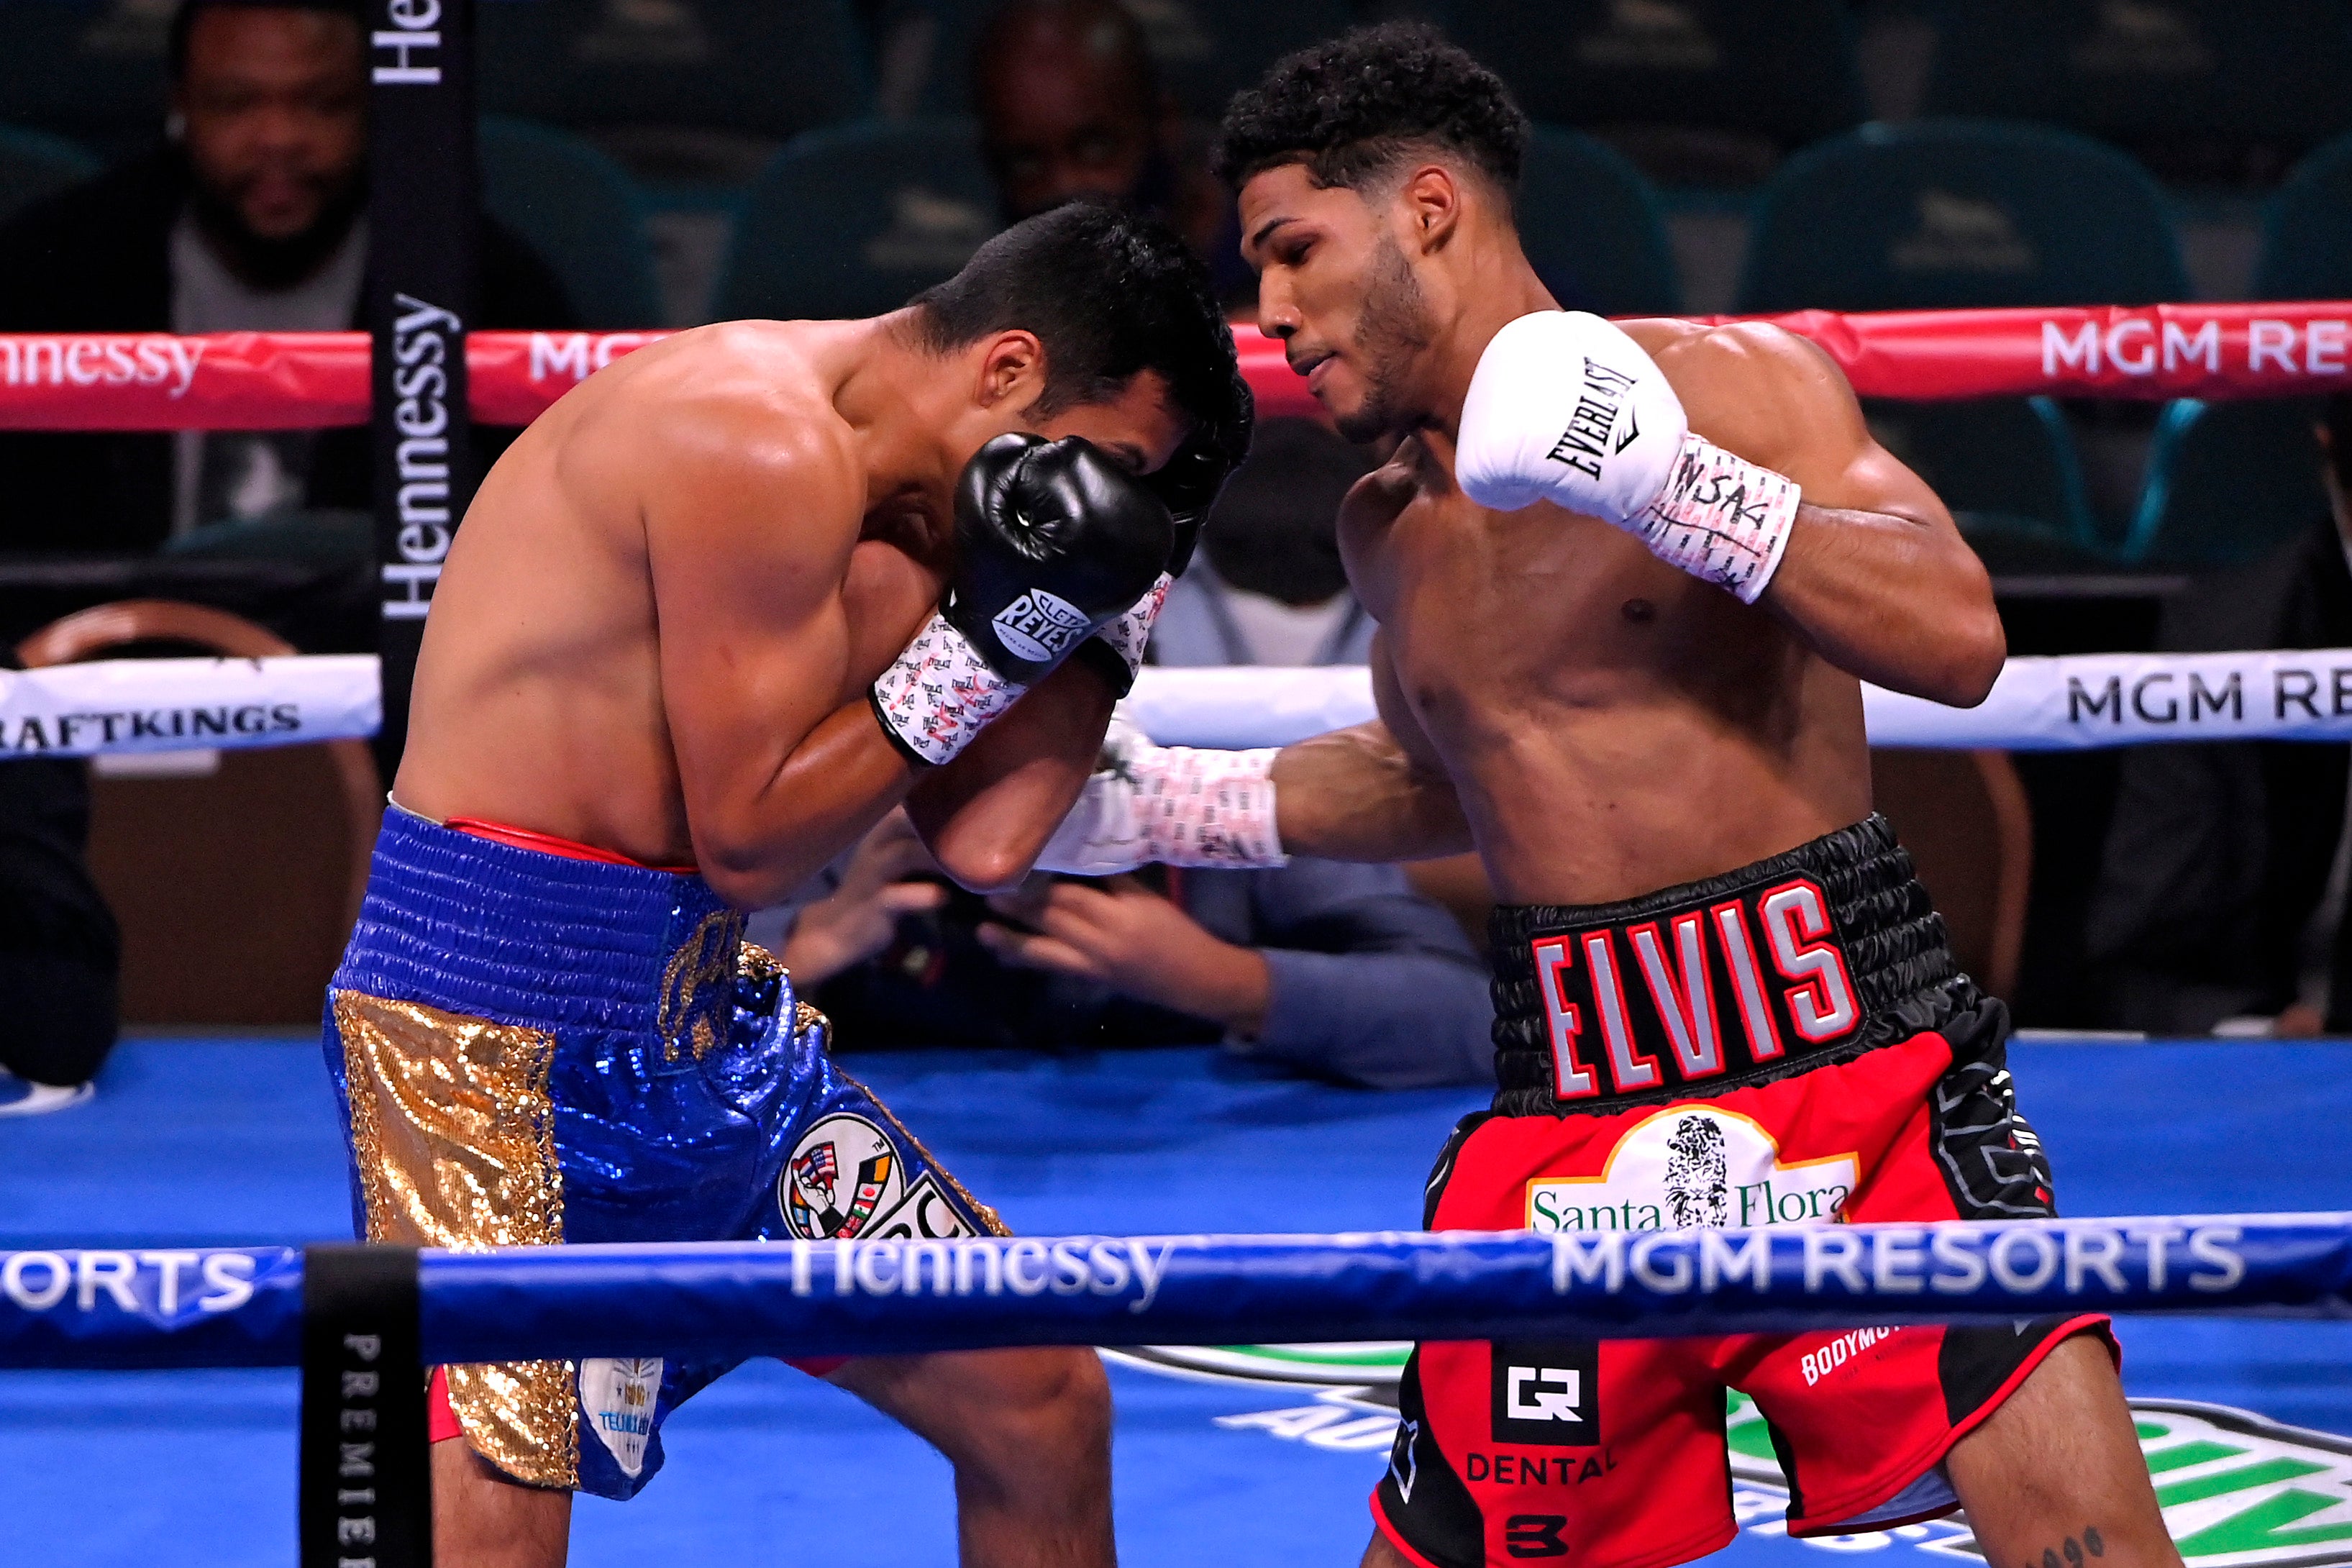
1073, 374, 1256, 696
871, 433, 1174, 765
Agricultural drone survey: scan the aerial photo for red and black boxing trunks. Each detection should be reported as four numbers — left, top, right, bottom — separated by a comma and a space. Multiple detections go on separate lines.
1372, 816, 2113, 1568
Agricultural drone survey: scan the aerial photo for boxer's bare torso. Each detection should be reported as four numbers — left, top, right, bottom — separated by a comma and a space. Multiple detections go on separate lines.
1336, 322, 1923, 906
1270, 319, 2000, 908
394, 318, 1177, 901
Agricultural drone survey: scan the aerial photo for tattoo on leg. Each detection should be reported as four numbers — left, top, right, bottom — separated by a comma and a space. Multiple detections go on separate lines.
2033, 1528, 2107, 1568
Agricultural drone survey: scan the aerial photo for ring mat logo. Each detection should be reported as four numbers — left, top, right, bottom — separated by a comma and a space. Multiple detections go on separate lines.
1119, 1344, 2352, 1565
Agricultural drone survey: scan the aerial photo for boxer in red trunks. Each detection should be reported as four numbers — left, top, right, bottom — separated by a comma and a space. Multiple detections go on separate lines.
1036, 24, 2184, 1568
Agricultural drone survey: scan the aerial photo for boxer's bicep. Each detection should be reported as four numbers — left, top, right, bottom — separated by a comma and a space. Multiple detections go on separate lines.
647, 443, 913, 903
1677, 327, 2006, 708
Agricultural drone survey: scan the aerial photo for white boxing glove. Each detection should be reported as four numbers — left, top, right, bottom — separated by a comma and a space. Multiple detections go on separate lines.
1034, 709, 1287, 875
1455, 310, 1801, 603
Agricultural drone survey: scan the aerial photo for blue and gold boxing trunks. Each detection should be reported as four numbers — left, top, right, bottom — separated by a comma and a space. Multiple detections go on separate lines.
321, 804, 1003, 1499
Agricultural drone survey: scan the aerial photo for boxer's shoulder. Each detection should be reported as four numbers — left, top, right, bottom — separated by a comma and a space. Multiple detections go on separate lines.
1619, 316, 1863, 476
569, 323, 862, 516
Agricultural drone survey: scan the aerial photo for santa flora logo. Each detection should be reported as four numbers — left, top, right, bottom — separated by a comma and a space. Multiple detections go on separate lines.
1526, 1106, 1856, 1234
579, 1356, 662, 1478
990, 589, 1090, 665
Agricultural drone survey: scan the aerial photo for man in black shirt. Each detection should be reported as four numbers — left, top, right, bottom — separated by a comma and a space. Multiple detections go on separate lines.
0, 653, 118, 1113
0, 0, 574, 555
2088, 397, 2352, 1034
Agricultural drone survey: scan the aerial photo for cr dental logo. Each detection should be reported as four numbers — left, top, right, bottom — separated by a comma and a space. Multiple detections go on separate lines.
1490, 1339, 1601, 1446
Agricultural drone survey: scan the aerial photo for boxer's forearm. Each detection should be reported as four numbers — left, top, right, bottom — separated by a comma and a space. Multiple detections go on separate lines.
1270, 722, 1474, 863
1759, 502, 2007, 708
906, 657, 1118, 893
692, 701, 919, 908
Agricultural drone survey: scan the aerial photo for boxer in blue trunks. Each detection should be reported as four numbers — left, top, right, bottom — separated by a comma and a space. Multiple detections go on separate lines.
323, 201, 1249, 1565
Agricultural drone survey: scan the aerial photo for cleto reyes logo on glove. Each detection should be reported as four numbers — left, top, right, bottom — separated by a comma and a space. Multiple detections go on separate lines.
1543, 357, 1642, 481
990, 588, 1093, 665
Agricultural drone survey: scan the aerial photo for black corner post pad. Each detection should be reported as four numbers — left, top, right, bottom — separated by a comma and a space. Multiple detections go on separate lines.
368, 0, 479, 783
300, 1244, 432, 1568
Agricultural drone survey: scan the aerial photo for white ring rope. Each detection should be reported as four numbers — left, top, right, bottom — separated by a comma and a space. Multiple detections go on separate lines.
2, 648, 2349, 760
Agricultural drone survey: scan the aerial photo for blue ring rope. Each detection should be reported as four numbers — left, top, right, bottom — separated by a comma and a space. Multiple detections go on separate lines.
5, 1214, 2349, 1372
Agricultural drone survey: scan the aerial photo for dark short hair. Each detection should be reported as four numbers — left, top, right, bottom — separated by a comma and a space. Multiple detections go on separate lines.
1211, 22, 1528, 198
910, 200, 1247, 445
168, 0, 364, 81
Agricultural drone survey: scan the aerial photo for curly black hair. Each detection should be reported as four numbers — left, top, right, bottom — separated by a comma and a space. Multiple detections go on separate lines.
1210, 22, 1529, 196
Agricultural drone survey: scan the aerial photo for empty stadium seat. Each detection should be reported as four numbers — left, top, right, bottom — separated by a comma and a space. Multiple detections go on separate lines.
1439, 0, 1866, 184
875, 0, 1355, 122
1519, 125, 1679, 315
0, 126, 97, 226
480, 117, 660, 329
1738, 121, 2183, 565
480, 0, 872, 142
716, 119, 997, 323
1866, 397, 2102, 554
0, 0, 168, 155
2254, 132, 2352, 302
2124, 398, 2330, 568
1923, 0, 2352, 186
1737, 120, 2188, 313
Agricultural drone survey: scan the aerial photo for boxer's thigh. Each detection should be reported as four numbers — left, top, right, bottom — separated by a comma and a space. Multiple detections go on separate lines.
1375, 1336, 1736, 1568
1733, 1004, 2117, 1538
1944, 1336, 2182, 1568
1372, 1112, 1738, 1568
822, 1347, 1113, 1475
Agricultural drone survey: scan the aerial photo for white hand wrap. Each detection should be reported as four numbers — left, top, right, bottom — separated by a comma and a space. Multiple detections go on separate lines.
870, 612, 1026, 767
1638, 434, 1801, 603
1092, 571, 1175, 685
1457, 309, 1801, 603
1036, 713, 1286, 875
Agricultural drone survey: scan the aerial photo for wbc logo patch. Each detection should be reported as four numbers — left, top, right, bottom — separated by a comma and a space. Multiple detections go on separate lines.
783, 1113, 903, 1239
778, 1111, 985, 1241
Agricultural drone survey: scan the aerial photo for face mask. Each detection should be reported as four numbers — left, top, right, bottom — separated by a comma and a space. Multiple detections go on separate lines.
1200, 418, 1372, 606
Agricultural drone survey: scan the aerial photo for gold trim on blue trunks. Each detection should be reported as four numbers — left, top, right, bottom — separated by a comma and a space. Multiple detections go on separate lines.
333, 988, 581, 1488
658, 908, 746, 1062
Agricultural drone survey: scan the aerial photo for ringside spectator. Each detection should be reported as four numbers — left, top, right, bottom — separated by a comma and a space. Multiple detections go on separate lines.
972, 0, 1244, 298
2087, 396, 2352, 1036
0, 655, 118, 1116
1152, 418, 1376, 667
0, 0, 575, 555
